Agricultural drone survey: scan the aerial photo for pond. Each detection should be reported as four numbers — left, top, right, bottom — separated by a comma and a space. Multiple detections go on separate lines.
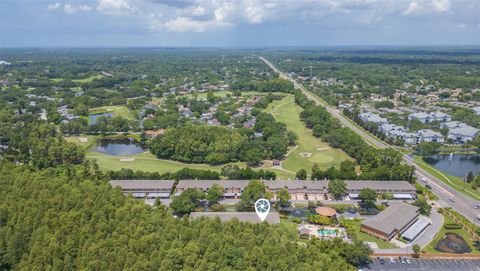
423, 154, 480, 177
434, 233, 471, 253
89, 113, 113, 125
92, 138, 145, 156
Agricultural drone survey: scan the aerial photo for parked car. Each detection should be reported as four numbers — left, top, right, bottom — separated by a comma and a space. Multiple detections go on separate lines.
405, 258, 412, 264
377, 257, 385, 264
449, 197, 456, 202
425, 184, 432, 189
421, 177, 427, 183
389, 257, 396, 264
399, 256, 406, 264
474, 205, 480, 210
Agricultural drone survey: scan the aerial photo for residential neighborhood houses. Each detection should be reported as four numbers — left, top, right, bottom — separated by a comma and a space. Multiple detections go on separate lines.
356, 109, 479, 145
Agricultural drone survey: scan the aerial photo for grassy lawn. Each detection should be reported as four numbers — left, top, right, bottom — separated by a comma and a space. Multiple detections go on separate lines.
67, 134, 295, 179
424, 213, 479, 253
89, 105, 135, 120
50, 74, 104, 84
73, 74, 104, 83
413, 155, 480, 200
50, 78, 64, 83
264, 95, 353, 173
64, 135, 98, 149
87, 150, 296, 179
86, 150, 248, 174
342, 218, 398, 249
356, 231, 398, 249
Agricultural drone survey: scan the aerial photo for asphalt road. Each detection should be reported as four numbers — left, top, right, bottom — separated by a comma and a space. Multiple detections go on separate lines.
365, 257, 480, 271
259, 56, 480, 223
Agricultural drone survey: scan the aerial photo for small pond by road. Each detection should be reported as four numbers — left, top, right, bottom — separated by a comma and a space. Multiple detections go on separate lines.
423, 154, 480, 177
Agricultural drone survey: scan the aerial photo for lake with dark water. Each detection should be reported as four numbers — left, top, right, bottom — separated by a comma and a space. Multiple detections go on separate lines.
423, 154, 480, 177
92, 138, 145, 156
89, 113, 113, 125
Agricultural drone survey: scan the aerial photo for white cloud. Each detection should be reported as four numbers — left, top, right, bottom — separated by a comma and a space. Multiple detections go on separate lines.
47, 2, 61, 11
402, 2, 420, 15
79, 5, 93, 12
432, 0, 450, 12
402, 0, 451, 16
151, 17, 231, 32
62, 3, 92, 14
47, 2, 92, 14
191, 6, 206, 16
97, 0, 137, 15
64, 4, 75, 14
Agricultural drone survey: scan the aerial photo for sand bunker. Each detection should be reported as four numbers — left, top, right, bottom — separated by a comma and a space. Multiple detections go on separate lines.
78, 137, 88, 143
316, 147, 330, 151
120, 158, 135, 162
300, 152, 312, 158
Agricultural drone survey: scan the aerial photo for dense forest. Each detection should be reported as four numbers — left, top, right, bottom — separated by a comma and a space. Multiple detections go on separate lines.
0, 163, 370, 270
150, 112, 290, 164
0, 110, 85, 169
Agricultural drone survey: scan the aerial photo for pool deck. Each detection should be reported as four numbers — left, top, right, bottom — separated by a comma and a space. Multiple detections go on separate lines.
298, 223, 346, 239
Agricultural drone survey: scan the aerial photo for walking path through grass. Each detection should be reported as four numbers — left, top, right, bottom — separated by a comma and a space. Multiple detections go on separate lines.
264, 95, 352, 174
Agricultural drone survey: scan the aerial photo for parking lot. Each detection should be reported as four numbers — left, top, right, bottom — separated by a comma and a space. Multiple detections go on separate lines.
364, 257, 480, 271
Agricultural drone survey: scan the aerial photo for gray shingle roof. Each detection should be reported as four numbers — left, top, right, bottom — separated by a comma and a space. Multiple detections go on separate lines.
109, 180, 175, 190
361, 202, 419, 235
415, 129, 443, 138
345, 181, 416, 192
448, 125, 479, 137
176, 180, 250, 190
190, 212, 280, 224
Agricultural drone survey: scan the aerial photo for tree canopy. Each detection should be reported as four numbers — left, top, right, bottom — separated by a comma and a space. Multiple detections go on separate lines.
0, 163, 370, 270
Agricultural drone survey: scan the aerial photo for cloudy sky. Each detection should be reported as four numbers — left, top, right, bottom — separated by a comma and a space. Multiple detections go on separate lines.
1, 0, 479, 47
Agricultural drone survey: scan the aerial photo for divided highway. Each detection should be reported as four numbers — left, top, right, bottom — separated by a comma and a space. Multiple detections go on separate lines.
259, 56, 480, 223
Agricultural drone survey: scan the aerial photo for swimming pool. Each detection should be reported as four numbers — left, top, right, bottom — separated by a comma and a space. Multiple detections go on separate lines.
317, 229, 337, 236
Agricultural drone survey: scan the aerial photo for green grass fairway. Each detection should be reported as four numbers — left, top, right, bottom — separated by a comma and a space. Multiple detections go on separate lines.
89, 151, 296, 179
265, 95, 352, 174
184, 90, 271, 100
413, 155, 480, 200
50, 74, 103, 84
73, 74, 104, 83
87, 151, 247, 174
89, 105, 134, 120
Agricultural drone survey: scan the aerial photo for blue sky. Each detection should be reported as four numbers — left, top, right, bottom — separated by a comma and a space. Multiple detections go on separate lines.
1, 0, 479, 47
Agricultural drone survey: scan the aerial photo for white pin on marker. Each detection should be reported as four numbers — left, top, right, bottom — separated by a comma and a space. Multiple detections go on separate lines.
255, 198, 270, 222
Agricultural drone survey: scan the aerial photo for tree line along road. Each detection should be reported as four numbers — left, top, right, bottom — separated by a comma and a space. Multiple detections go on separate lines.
259, 56, 480, 223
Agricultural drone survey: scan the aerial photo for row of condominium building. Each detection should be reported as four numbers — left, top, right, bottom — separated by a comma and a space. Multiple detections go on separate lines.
109, 179, 416, 201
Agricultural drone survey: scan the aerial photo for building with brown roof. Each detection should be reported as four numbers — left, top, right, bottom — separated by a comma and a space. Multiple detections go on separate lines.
144, 129, 165, 138
315, 206, 337, 217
